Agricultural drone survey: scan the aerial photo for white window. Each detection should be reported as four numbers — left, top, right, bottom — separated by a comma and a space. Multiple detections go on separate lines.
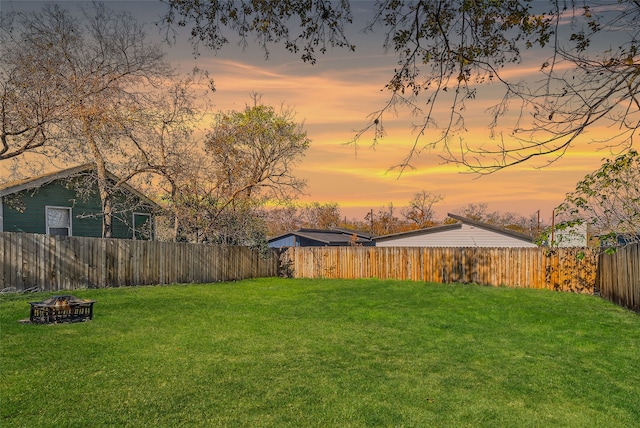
46, 206, 72, 236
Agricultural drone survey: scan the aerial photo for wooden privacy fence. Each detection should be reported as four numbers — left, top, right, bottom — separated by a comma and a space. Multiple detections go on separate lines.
598, 243, 639, 312
3, 231, 637, 311
1, 232, 279, 292
283, 246, 599, 293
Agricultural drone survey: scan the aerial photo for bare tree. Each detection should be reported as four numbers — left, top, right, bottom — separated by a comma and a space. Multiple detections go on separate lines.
365, 203, 412, 235
401, 191, 443, 228
122, 69, 214, 241
162, 99, 310, 244
262, 202, 341, 236
461, 3, 640, 173
161, 0, 639, 172
299, 202, 341, 229
262, 205, 303, 236
1, 10, 73, 162
453, 203, 490, 222
453, 203, 540, 235
2, 3, 175, 237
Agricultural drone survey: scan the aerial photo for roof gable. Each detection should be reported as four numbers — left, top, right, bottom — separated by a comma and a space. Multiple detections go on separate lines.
375, 213, 535, 247
446, 213, 534, 242
0, 164, 96, 196
375, 223, 462, 242
0, 164, 160, 210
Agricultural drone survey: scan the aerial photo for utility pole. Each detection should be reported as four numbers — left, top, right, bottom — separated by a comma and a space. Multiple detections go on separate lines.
370, 209, 374, 234
551, 209, 556, 246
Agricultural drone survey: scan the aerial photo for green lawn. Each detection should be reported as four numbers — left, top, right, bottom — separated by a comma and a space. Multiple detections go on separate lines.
1, 278, 639, 427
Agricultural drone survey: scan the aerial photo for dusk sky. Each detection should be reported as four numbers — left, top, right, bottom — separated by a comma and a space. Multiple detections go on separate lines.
3, 1, 613, 223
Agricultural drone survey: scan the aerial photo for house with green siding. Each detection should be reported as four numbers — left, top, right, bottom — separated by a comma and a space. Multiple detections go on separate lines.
0, 164, 160, 240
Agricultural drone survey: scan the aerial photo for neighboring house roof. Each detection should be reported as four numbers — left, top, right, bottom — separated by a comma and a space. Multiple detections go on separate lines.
446, 213, 536, 242
375, 213, 536, 248
268, 228, 375, 247
375, 222, 462, 241
0, 164, 161, 210
327, 227, 376, 240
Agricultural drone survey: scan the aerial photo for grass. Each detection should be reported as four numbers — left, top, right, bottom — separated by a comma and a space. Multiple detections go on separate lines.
1, 278, 639, 427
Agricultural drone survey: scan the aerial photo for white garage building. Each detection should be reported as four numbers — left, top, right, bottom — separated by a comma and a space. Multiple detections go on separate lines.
375, 213, 537, 248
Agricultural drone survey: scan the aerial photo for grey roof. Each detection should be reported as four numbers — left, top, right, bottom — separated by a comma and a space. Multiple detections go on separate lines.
0, 164, 161, 210
374, 223, 462, 242
447, 213, 535, 242
375, 213, 534, 243
268, 228, 374, 245
328, 227, 376, 239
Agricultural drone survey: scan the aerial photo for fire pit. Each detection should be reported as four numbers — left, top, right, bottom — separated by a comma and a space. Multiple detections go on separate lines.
29, 295, 95, 324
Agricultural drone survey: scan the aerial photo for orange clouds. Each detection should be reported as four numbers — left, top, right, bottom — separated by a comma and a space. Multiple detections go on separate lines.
1, 1, 612, 224
188, 51, 611, 222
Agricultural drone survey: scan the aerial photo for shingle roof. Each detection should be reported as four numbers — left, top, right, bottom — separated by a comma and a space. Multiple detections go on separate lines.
328, 227, 376, 240
0, 164, 160, 210
0, 164, 96, 195
268, 228, 374, 245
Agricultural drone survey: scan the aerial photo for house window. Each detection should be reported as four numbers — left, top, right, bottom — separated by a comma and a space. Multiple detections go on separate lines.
133, 212, 152, 240
46, 206, 72, 236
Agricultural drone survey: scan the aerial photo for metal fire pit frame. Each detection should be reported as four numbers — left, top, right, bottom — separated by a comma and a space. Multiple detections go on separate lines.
29, 295, 96, 324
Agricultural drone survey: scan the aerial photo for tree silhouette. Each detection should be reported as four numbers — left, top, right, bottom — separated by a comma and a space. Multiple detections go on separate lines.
161, 0, 639, 172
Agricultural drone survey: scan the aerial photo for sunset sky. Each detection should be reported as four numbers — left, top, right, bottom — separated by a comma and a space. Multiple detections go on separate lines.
3, 1, 614, 223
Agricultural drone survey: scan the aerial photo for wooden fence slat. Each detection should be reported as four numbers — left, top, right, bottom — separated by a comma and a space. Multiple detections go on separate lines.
2, 231, 637, 312
0, 233, 5, 289
280, 245, 637, 311
281, 246, 602, 294
1, 232, 280, 291
597, 243, 639, 312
